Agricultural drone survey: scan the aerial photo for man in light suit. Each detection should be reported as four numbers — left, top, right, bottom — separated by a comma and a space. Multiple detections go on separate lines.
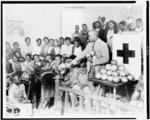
73, 30, 109, 96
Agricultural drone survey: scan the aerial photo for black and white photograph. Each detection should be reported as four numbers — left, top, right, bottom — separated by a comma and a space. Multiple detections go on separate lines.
1, 1, 148, 119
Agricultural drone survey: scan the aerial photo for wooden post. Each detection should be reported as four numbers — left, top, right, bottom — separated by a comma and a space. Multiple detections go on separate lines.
125, 85, 130, 101
54, 75, 60, 111
72, 94, 76, 112
79, 96, 83, 112
95, 100, 100, 115
106, 103, 111, 114
113, 87, 117, 115
64, 91, 68, 115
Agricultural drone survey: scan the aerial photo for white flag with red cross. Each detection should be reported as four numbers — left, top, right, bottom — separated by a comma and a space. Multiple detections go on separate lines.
112, 33, 142, 79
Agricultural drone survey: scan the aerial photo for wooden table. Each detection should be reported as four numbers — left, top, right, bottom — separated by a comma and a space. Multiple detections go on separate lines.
89, 78, 132, 114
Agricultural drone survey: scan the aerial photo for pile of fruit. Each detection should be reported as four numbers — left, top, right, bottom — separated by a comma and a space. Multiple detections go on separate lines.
95, 60, 134, 83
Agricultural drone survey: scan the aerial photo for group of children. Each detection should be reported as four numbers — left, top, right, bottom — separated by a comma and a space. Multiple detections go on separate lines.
5, 16, 143, 116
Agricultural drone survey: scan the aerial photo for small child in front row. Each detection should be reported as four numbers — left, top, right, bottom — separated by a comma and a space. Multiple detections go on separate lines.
69, 60, 93, 111
33, 54, 42, 74
8, 73, 32, 116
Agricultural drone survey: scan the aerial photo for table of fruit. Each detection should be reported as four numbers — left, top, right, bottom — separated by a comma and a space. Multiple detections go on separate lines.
89, 60, 136, 101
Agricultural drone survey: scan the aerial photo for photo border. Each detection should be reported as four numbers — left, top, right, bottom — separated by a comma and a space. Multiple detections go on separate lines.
1, 1, 149, 120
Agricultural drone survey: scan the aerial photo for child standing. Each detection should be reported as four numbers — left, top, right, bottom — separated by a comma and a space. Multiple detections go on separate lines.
33, 54, 42, 74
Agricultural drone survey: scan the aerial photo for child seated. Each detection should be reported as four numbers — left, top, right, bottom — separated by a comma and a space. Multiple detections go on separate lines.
21, 54, 34, 79
45, 54, 53, 70
51, 54, 62, 75
62, 56, 79, 87
41, 60, 51, 74
71, 63, 91, 92
11, 55, 22, 74
8, 73, 32, 116
70, 60, 92, 110
129, 74, 143, 107
33, 54, 42, 74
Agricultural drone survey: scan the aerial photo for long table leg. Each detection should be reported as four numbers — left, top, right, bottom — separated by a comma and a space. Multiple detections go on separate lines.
113, 87, 117, 115
125, 85, 130, 101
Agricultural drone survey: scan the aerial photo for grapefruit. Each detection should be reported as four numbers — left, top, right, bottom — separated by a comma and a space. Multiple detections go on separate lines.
100, 68, 107, 74
119, 65, 125, 71
119, 71, 126, 77
111, 60, 117, 65
111, 65, 118, 71
95, 73, 101, 79
101, 74, 108, 80
112, 71, 119, 77
107, 70, 112, 76
121, 77, 128, 83
106, 64, 112, 70
113, 76, 120, 83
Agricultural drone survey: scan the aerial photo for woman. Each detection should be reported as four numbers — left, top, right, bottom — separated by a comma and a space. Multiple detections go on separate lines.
45, 54, 53, 69
60, 37, 73, 57
11, 55, 22, 74
79, 24, 89, 50
136, 18, 143, 33
40, 37, 50, 57
105, 20, 118, 61
72, 37, 82, 57
71, 25, 80, 43
46, 39, 54, 55
59, 37, 64, 48
12, 42, 21, 54
6, 51, 13, 74
118, 21, 127, 33
6, 42, 13, 59
21, 54, 34, 77
23, 37, 32, 56
14, 51, 25, 62
6, 42, 13, 74
33, 54, 42, 74
51, 39, 60, 55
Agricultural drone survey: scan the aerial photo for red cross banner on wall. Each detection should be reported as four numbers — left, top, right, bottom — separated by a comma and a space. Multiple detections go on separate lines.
112, 33, 142, 79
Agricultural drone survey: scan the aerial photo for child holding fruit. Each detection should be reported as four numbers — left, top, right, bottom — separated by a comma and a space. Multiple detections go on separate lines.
70, 60, 95, 111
